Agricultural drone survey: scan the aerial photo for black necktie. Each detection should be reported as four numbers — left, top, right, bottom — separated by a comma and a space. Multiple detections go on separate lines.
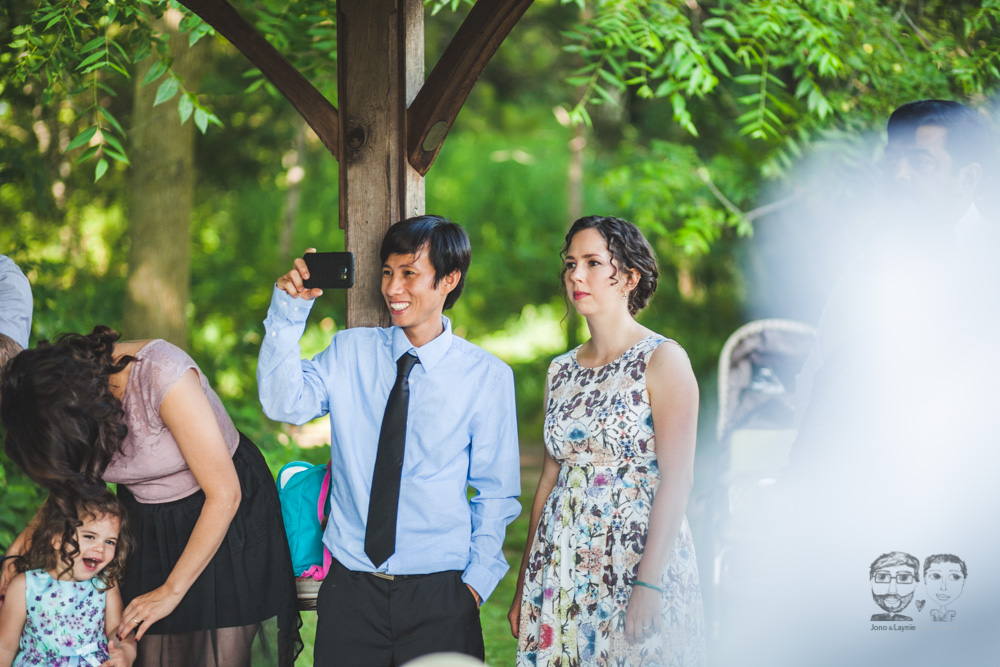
365, 352, 419, 567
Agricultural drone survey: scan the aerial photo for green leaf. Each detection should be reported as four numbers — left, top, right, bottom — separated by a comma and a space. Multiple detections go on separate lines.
194, 107, 209, 133
74, 145, 100, 164
94, 158, 109, 182
98, 107, 126, 136
67, 126, 99, 152
110, 40, 130, 62
142, 60, 168, 85
81, 36, 106, 54
108, 62, 131, 78
104, 148, 131, 165
44, 14, 64, 31
708, 52, 731, 77
77, 50, 107, 70
102, 132, 125, 154
178, 94, 194, 123
154, 77, 179, 106
133, 42, 152, 63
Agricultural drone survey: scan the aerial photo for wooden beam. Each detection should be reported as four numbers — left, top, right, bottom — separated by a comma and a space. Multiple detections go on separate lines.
406, 0, 533, 176
339, 0, 425, 328
178, 0, 340, 157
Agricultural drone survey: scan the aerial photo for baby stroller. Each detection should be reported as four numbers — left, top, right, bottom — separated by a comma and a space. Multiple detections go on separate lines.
707, 318, 816, 640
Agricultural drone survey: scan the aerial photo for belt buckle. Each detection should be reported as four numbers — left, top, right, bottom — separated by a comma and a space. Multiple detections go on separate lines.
372, 571, 395, 581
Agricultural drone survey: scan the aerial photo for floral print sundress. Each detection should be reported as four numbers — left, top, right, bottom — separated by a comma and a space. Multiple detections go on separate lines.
14, 569, 111, 667
517, 335, 706, 667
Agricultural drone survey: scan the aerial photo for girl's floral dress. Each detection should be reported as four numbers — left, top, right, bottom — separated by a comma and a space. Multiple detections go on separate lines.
14, 569, 111, 667
517, 336, 706, 667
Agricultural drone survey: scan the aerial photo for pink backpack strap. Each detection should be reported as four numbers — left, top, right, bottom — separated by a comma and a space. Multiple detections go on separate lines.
317, 462, 331, 521
302, 462, 333, 581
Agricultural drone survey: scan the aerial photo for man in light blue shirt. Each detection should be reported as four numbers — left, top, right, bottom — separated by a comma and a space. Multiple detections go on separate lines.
258, 216, 520, 665
0, 255, 32, 373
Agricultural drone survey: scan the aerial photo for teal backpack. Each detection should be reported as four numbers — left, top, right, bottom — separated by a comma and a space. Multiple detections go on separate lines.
277, 461, 332, 579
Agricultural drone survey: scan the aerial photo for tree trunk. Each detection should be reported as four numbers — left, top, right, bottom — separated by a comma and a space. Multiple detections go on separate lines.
123, 9, 207, 348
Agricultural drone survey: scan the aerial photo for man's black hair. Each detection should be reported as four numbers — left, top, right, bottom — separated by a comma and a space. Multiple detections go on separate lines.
379, 215, 470, 310
887, 99, 994, 171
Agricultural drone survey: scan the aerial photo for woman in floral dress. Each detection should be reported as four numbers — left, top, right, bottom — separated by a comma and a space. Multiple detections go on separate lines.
509, 216, 706, 667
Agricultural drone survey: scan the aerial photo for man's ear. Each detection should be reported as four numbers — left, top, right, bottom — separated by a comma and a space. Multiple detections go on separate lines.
440, 269, 461, 294
959, 162, 982, 197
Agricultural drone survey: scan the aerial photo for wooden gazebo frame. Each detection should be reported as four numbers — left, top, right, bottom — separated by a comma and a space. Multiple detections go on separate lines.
178, 0, 533, 327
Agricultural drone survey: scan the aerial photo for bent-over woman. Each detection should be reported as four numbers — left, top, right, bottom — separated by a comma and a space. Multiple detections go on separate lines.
1, 327, 301, 667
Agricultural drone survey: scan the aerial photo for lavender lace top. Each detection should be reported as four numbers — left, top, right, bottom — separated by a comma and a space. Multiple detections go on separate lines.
102, 340, 239, 503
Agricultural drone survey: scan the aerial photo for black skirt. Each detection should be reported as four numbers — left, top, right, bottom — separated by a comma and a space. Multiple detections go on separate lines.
118, 434, 302, 667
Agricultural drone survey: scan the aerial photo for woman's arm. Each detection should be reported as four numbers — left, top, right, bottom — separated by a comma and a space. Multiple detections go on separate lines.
102, 584, 136, 667
116, 369, 241, 641
625, 342, 699, 645
507, 391, 561, 638
0, 573, 26, 667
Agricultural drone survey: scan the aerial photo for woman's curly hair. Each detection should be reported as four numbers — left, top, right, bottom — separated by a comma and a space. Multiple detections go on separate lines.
1, 326, 134, 573
559, 216, 659, 316
16, 490, 131, 589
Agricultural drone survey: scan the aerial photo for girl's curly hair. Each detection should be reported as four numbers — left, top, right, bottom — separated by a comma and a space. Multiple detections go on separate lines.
559, 216, 659, 316
1, 326, 135, 574
16, 490, 131, 589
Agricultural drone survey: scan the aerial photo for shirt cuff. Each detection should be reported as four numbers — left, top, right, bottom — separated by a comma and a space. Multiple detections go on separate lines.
462, 562, 501, 605
269, 285, 316, 324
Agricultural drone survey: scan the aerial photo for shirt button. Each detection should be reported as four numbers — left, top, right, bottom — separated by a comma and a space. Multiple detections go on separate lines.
271, 332, 276, 337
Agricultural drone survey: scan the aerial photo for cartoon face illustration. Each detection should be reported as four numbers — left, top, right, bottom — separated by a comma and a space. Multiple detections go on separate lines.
870, 552, 919, 621
923, 554, 967, 619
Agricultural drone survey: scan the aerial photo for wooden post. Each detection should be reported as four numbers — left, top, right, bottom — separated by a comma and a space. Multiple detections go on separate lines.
338, 0, 425, 329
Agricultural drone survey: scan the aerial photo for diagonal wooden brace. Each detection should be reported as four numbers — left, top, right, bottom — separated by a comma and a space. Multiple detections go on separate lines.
406, 0, 534, 176
177, 0, 340, 158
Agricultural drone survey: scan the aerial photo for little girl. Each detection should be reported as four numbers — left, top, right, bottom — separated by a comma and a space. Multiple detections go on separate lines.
0, 491, 135, 667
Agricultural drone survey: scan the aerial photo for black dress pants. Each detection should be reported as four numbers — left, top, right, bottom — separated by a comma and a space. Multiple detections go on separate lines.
314, 558, 485, 666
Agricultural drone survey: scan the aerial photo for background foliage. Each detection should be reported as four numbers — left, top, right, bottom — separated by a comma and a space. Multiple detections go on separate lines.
2, 0, 1000, 663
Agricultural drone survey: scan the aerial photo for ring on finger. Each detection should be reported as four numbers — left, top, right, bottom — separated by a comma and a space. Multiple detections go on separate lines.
133, 619, 142, 624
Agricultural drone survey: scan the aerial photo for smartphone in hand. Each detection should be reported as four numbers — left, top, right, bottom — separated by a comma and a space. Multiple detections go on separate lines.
303, 252, 355, 289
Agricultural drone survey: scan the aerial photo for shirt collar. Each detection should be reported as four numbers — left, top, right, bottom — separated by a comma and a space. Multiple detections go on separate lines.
390, 315, 453, 373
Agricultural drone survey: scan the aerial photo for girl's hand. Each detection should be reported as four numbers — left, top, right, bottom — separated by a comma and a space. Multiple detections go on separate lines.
117, 584, 184, 641
624, 584, 661, 645
100, 639, 136, 667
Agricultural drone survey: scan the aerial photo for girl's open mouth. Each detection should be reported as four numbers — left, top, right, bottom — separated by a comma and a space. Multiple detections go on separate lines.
82, 558, 101, 570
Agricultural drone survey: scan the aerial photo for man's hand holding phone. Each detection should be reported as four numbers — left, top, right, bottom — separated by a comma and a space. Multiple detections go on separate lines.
277, 249, 355, 299
277, 249, 325, 300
